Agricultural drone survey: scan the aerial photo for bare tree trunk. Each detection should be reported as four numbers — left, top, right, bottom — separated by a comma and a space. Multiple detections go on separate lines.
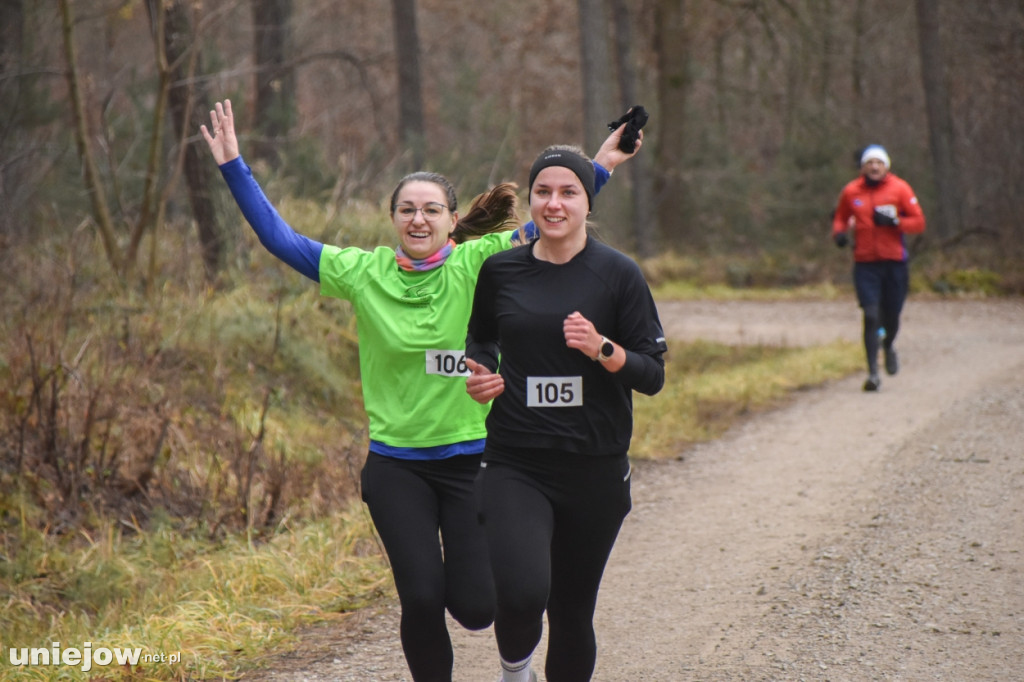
915, 0, 961, 241
0, 0, 24, 234
609, 0, 656, 257
654, 0, 689, 243
130, 0, 172, 279
391, 0, 425, 169
0, 0, 22, 72
578, 0, 614, 154
58, 0, 122, 276
251, 0, 294, 164
162, 0, 225, 283
818, 0, 833, 114
851, 0, 867, 142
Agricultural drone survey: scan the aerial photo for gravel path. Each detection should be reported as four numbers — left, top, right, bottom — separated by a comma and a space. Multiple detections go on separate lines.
244, 298, 1024, 681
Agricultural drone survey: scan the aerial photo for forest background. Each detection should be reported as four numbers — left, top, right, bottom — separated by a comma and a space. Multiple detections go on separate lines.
1, 0, 1022, 679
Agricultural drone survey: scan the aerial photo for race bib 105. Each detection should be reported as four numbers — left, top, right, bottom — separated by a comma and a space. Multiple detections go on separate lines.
526, 376, 583, 407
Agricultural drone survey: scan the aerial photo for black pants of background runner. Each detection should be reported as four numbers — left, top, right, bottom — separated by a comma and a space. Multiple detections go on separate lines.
360, 452, 495, 682
854, 260, 909, 373
477, 447, 632, 682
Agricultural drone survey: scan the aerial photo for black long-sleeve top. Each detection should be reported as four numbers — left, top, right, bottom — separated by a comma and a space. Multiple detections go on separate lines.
467, 237, 667, 456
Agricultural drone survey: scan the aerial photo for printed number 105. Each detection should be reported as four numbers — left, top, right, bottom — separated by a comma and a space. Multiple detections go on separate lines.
527, 377, 583, 407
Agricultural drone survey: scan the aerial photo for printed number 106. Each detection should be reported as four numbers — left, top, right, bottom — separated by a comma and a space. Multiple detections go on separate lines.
433, 354, 467, 375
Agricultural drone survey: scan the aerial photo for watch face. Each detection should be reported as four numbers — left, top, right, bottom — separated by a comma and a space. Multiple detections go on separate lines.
601, 340, 614, 358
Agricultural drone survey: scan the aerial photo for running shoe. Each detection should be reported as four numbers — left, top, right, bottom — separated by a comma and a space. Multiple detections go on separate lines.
884, 346, 899, 376
863, 373, 881, 391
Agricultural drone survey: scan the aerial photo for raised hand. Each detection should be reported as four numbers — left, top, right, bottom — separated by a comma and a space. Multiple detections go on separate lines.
200, 99, 240, 165
593, 123, 643, 172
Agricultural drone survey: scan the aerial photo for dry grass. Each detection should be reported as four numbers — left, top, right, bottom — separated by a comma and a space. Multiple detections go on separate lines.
1, 502, 391, 680
2, 220, 387, 679
631, 339, 862, 459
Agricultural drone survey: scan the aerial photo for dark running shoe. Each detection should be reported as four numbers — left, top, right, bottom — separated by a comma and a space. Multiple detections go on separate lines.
863, 373, 881, 392
884, 347, 899, 376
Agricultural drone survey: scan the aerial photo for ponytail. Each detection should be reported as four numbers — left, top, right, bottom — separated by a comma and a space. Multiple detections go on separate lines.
451, 182, 521, 244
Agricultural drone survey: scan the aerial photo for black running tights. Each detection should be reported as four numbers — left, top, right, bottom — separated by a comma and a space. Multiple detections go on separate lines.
360, 452, 494, 682
477, 448, 632, 682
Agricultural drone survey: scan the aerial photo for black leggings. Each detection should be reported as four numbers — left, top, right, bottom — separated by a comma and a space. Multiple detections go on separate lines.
854, 260, 909, 372
477, 447, 632, 682
360, 452, 494, 682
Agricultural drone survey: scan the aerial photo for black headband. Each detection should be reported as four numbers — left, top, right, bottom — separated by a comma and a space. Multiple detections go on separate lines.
528, 149, 595, 209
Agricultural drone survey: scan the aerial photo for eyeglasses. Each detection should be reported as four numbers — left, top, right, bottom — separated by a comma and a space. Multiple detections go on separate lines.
394, 202, 450, 221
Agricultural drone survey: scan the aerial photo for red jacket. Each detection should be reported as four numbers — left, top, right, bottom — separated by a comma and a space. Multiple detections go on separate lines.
832, 172, 926, 262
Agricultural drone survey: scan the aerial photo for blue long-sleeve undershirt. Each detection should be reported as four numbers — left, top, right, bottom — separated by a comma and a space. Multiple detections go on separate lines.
220, 157, 323, 281
218, 156, 611, 283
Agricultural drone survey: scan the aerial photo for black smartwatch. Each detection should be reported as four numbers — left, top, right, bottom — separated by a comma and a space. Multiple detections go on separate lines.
597, 336, 614, 363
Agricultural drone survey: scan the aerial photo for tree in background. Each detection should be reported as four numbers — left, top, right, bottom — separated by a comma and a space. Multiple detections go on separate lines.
161, 0, 227, 283
251, 0, 295, 164
0, 0, 30, 235
59, 0, 122, 275
578, 0, 614, 154
850, 0, 868, 142
653, 0, 689, 245
915, 0, 961, 242
609, 0, 655, 258
0, 0, 22, 80
10, 0, 1024, 282
579, 0, 632, 244
392, 0, 425, 170
953, 0, 1024, 253
58, 0, 227, 285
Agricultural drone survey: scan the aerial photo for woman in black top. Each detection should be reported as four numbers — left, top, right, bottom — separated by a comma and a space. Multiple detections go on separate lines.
466, 145, 667, 682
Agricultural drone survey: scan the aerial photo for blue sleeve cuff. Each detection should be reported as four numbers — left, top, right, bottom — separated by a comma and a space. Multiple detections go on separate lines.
593, 161, 610, 193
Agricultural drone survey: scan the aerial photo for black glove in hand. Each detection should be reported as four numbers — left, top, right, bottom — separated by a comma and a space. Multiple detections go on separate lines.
834, 233, 849, 248
607, 105, 649, 153
872, 208, 900, 228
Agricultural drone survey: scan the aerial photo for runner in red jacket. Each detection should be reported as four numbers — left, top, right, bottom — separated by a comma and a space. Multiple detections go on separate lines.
832, 144, 926, 391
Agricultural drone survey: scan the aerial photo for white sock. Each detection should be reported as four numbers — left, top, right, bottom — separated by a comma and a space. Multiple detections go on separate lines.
500, 653, 534, 682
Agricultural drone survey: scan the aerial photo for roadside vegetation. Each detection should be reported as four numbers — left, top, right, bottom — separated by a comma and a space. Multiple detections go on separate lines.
0, 215, 1007, 680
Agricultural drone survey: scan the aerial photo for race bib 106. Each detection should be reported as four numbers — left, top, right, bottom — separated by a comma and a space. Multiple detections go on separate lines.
527, 376, 583, 407
426, 350, 469, 377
